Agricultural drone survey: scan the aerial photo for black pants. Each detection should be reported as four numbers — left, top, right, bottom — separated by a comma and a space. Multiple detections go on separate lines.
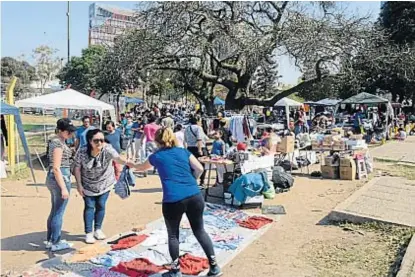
162, 193, 215, 264
187, 146, 207, 185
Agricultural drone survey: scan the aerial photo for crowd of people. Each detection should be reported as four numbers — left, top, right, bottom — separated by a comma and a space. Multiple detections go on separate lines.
45, 103, 225, 277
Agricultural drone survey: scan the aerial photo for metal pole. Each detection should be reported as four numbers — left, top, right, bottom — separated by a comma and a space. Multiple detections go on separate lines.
67, 1, 70, 62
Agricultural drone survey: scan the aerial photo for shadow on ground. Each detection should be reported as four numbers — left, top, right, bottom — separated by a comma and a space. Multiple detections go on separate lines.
1, 231, 84, 252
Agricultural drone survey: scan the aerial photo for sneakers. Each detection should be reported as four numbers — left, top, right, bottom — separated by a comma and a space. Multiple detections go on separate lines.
207, 265, 223, 276
85, 233, 96, 244
161, 270, 182, 277
94, 229, 106, 240
44, 241, 52, 249
50, 240, 73, 252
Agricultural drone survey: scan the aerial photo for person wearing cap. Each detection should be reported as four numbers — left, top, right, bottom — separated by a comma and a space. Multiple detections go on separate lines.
161, 112, 175, 130
45, 118, 76, 252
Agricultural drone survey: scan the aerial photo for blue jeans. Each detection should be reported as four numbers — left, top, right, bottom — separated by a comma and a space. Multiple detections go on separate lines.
83, 191, 110, 234
46, 167, 71, 244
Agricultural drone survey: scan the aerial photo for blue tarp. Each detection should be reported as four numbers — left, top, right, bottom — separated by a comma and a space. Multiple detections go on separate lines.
214, 97, 225, 106
1, 102, 36, 182
124, 97, 144, 104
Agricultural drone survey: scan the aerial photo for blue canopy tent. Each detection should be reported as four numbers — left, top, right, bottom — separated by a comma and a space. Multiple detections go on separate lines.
124, 97, 145, 104
214, 97, 225, 106
1, 102, 36, 182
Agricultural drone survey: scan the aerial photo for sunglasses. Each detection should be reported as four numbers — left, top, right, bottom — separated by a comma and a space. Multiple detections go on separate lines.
93, 139, 105, 144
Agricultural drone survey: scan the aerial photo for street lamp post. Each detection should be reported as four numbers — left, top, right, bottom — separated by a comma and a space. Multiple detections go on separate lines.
67, 1, 70, 62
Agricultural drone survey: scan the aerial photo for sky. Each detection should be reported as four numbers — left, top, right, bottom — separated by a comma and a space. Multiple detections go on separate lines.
1, 1, 381, 84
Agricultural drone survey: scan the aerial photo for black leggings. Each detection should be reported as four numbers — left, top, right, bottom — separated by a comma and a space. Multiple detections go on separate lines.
162, 193, 215, 264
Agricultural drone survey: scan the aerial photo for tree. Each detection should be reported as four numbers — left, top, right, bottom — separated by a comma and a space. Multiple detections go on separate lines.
380, 1, 415, 44
101, 1, 370, 112
1, 57, 37, 96
32, 45, 61, 94
57, 45, 106, 94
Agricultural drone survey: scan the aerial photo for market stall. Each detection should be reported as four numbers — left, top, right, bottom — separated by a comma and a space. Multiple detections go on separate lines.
274, 97, 303, 127
15, 89, 116, 126
336, 92, 393, 141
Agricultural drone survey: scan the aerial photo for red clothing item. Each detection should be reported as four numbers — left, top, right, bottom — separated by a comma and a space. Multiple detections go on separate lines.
179, 254, 209, 275
111, 258, 165, 277
110, 234, 149, 250
237, 216, 273, 230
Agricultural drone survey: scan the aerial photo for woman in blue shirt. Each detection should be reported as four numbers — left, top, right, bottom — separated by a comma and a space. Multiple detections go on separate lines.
131, 127, 222, 277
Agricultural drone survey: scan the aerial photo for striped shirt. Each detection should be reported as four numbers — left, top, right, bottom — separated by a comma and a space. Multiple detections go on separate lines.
74, 144, 120, 196
48, 137, 72, 168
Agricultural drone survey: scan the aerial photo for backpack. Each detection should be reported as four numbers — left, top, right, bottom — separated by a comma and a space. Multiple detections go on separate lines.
272, 166, 294, 189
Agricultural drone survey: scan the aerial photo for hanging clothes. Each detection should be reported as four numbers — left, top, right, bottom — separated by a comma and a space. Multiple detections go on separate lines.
230, 116, 246, 143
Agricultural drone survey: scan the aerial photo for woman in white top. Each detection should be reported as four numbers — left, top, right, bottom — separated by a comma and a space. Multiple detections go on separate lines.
174, 124, 185, 148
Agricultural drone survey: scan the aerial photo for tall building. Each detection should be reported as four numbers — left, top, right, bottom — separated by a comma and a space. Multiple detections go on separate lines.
88, 3, 140, 46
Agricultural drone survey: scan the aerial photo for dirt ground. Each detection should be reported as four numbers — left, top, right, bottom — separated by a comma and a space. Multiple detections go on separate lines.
0, 162, 411, 277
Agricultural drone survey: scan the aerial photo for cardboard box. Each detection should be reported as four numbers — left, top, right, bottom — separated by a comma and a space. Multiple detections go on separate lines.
340, 163, 356, 180
324, 156, 340, 166
321, 165, 339, 179
350, 134, 364, 140
277, 136, 294, 153
340, 157, 355, 167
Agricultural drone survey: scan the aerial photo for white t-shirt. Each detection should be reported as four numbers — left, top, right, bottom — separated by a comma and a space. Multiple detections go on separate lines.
175, 131, 185, 148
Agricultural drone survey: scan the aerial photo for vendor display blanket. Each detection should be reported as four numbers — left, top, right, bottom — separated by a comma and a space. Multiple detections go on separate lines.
21, 204, 276, 277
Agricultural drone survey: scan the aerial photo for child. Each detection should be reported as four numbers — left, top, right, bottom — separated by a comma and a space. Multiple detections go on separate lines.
397, 127, 407, 141
211, 130, 225, 156
211, 131, 230, 186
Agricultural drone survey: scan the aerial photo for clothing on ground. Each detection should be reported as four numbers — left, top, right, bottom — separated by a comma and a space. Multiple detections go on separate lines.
91, 267, 128, 277
149, 147, 200, 203
110, 234, 149, 250
50, 262, 100, 275
68, 244, 111, 263
237, 216, 273, 230
177, 254, 209, 275
107, 233, 137, 244
110, 258, 165, 277
91, 249, 142, 267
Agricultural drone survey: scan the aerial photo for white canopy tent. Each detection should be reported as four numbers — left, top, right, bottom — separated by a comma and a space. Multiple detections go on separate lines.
15, 89, 116, 125
275, 97, 303, 126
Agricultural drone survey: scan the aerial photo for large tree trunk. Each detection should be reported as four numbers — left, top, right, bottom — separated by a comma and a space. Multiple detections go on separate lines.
225, 77, 323, 110
203, 98, 215, 115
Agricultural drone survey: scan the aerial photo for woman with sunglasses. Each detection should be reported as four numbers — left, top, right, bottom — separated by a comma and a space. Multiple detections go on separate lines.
74, 129, 131, 244
130, 127, 222, 277
46, 118, 76, 252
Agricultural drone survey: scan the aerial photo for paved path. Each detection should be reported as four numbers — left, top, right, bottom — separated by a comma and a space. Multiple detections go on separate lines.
370, 136, 415, 164
397, 235, 415, 277
329, 177, 415, 227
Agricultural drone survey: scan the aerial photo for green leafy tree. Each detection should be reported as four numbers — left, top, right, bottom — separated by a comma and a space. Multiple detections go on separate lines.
57, 45, 106, 94
380, 1, 415, 44
1, 56, 37, 96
